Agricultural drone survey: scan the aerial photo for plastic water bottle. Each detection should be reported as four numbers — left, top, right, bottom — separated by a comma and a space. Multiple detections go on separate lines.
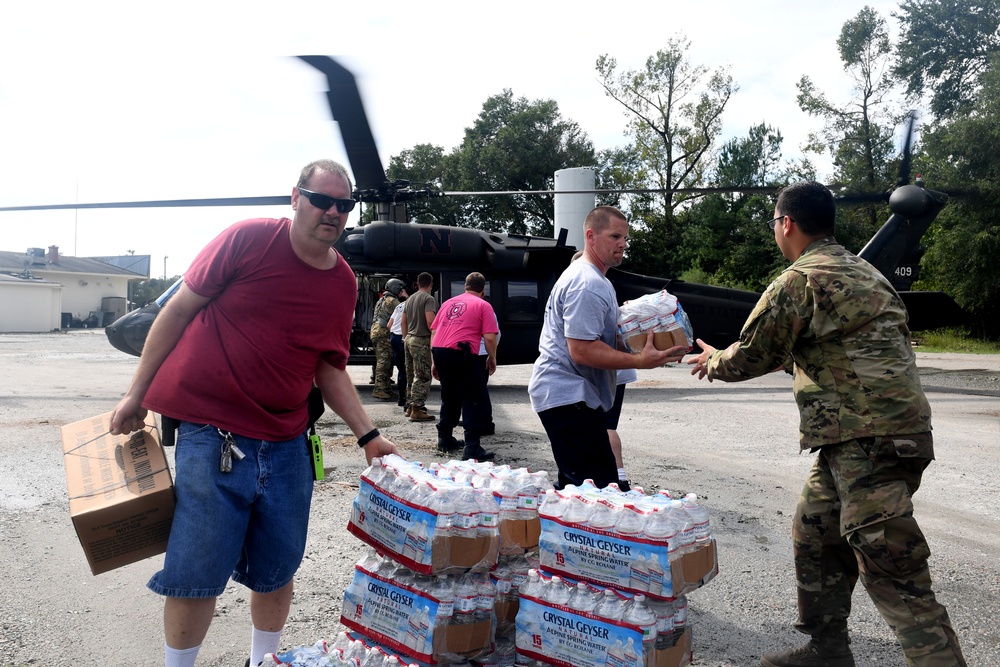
514, 469, 537, 521
453, 487, 480, 539
475, 573, 495, 623
588, 498, 620, 532
683, 493, 711, 545
566, 581, 599, 613
614, 503, 647, 539
430, 575, 455, 626
562, 492, 595, 527
594, 588, 627, 622
672, 594, 688, 645
429, 488, 454, 542
520, 568, 542, 599
509, 553, 530, 599
671, 499, 697, 554
623, 594, 657, 662
452, 573, 478, 625
492, 558, 512, 600
538, 489, 566, 521
647, 598, 676, 649
476, 488, 499, 538
541, 575, 572, 606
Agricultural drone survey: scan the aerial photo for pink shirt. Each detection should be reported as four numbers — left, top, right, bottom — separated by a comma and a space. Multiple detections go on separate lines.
143, 218, 356, 440
431, 292, 499, 351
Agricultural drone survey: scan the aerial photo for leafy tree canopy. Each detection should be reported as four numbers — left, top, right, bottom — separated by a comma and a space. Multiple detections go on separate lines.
893, 0, 1000, 119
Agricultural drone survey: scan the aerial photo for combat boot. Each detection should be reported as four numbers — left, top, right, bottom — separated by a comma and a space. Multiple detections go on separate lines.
437, 436, 464, 453
372, 388, 392, 400
404, 404, 412, 417
760, 637, 854, 667
461, 443, 495, 462
409, 406, 435, 422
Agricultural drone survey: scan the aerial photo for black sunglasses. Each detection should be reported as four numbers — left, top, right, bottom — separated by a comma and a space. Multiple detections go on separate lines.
297, 187, 356, 213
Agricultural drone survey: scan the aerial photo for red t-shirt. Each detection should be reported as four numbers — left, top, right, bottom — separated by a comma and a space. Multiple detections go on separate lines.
143, 218, 356, 440
430, 292, 499, 351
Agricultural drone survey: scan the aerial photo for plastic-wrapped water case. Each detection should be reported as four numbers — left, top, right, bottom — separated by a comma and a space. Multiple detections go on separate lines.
341, 559, 493, 664
349, 455, 500, 574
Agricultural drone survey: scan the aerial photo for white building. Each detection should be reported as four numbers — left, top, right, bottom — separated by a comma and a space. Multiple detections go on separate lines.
0, 246, 148, 333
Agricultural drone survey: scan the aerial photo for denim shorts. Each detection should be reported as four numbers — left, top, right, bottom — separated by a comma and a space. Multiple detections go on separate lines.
147, 422, 314, 598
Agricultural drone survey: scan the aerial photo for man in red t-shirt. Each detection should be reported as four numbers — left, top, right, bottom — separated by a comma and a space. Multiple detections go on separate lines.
109, 159, 398, 667
430, 272, 499, 461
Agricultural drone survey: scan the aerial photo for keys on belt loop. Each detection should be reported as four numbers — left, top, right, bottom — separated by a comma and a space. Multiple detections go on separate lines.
218, 428, 245, 473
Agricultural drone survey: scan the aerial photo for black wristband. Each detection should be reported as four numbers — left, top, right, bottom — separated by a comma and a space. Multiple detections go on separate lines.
357, 428, 380, 447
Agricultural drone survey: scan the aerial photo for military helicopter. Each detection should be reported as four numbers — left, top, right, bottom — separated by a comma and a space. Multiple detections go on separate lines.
2, 57, 964, 363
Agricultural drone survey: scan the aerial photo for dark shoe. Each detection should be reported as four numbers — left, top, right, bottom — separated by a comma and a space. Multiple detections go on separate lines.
372, 388, 392, 400
397, 395, 407, 407
409, 406, 435, 422
761, 639, 854, 667
617, 479, 631, 492
437, 437, 464, 453
462, 444, 495, 461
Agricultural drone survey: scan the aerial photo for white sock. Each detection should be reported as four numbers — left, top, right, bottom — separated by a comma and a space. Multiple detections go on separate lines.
617, 468, 627, 481
251, 627, 283, 667
164, 643, 200, 667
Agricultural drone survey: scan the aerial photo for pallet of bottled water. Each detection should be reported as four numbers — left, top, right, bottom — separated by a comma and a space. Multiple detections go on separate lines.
349, 455, 553, 574
514, 571, 691, 667
537, 481, 716, 600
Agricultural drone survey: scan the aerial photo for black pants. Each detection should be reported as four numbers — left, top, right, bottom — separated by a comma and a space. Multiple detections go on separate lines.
537, 402, 617, 489
390, 333, 406, 398
433, 345, 488, 448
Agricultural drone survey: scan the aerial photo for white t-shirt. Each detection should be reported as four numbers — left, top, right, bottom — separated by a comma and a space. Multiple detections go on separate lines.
389, 301, 405, 336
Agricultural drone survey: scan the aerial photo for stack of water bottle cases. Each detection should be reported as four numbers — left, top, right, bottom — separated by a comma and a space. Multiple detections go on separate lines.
263, 454, 716, 667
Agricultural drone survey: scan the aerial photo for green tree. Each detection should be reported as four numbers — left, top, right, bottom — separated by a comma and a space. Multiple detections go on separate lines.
446, 90, 595, 236
386, 143, 463, 226
597, 35, 736, 277
797, 6, 900, 238
893, 0, 1000, 119
912, 55, 1000, 336
674, 123, 793, 290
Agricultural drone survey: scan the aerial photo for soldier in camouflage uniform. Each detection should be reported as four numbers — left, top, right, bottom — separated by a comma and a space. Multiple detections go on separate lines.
401, 272, 437, 422
370, 279, 406, 400
688, 181, 966, 667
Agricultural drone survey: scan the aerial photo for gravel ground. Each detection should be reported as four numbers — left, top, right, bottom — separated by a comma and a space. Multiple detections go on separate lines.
1, 330, 998, 667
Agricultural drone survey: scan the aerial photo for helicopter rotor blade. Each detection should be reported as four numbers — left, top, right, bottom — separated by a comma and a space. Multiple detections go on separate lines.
0, 195, 291, 212
298, 56, 388, 193
898, 111, 917, 188
442, 185, 783, 197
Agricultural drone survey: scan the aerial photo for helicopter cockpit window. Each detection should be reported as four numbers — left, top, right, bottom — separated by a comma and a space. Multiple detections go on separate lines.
507, 281, 540, 322
450, 280, 492, 300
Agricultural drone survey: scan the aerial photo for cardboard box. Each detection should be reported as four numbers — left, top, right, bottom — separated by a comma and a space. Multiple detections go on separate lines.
627, 328, 689, 353
499, 517, 540, 552
680, 539, 718, 593
61, 413, 174, 575
655, 626, 692, 667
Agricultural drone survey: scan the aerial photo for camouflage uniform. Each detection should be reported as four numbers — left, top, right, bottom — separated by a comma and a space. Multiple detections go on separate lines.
405, 335, 432, 407
370, 293, 399, 393
403, 290, 437, 410
706, 237, 965, 666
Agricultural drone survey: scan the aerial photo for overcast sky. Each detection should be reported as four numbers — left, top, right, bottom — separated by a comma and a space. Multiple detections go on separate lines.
0, 0, 905, 277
